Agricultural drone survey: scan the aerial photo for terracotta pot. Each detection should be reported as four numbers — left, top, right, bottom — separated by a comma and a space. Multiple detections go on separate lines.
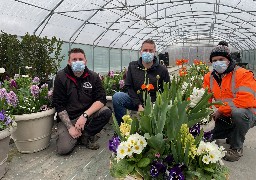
0, 123, 17, 179
11, 108, 55, 153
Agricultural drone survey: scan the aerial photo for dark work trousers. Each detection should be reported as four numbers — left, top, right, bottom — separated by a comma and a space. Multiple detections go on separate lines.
56, 106, 112, 155
212, 108, 256, 149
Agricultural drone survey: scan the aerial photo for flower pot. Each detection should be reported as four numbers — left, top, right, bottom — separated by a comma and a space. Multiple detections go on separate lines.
106, 96, 113, 121
0, 123, 17, 179
106, 96, 113, 110
11, 108, 55, 153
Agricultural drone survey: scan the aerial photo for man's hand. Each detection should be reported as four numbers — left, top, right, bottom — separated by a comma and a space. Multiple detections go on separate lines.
213, 110, 222, 121
75, 115, 87, 131
138, 104, 144, 112
68, 126, 82, 139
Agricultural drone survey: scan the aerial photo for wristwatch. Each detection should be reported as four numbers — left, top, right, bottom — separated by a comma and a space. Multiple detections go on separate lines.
83, 112, 88, 119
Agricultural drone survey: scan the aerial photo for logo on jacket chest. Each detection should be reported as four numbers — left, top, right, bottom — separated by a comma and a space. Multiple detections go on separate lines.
83, 82, 92, 88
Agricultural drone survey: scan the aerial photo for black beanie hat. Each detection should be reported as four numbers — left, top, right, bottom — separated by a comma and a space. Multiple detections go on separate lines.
210, 41, 231, 62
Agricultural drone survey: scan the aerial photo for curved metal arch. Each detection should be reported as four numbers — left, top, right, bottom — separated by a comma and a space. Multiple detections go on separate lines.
33, 0, 64, 35
154, 19, 254, 50
129, 11, 256, 51
68, 0, 114, 48
121, 1, 256, 50
156, 31, 242, 53
95, 0, 160, 48
92, 0, 155, 47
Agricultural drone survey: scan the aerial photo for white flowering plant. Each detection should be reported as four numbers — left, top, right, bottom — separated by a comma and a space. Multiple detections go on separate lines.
0, 75, 52, 115
109, 78, 228, 179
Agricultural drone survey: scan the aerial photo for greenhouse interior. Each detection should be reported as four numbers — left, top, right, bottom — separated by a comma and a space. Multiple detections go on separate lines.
0, 0, 256, 180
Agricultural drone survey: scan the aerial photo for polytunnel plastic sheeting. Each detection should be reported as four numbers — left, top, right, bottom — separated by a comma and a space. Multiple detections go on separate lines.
1, 0, 256, 51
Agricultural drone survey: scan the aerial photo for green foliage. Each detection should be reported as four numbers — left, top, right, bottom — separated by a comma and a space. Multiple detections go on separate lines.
0, 31, 64, 81
102, 70, 126, 96
0, 31, 21, 79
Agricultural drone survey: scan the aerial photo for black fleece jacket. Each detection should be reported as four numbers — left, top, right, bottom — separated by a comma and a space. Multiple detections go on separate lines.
52, 65, 106, 121
125, 57, 170, 108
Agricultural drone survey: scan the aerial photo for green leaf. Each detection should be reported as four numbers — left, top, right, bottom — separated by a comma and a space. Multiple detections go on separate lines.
190, 92, 212, 114
110, 159, 135, 178
139, 115, 152, 134
130, 117, 139, 135
147, 133, 165, 153
204, 167, 215, 173
112, 116, 124, 140
137, 158, 151, 168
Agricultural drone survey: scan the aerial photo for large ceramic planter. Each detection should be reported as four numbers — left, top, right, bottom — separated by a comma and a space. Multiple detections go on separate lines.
11, 108, 55, 153
0, 123, 17, 179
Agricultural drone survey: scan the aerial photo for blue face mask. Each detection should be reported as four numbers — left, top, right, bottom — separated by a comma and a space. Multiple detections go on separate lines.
212, 61, 228, 74
71, 61, 85, 72
141, 52, 154, 63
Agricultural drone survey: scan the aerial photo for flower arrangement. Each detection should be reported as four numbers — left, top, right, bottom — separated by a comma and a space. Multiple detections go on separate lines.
0, 75, 52, 116
109, 73, 228, 179
101, 69, 126, 96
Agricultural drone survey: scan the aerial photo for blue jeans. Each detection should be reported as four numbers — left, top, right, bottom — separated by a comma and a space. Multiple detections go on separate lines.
112, 92, 138, 125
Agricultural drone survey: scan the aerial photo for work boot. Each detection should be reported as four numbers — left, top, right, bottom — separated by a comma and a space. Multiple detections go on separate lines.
79, 134, 100, 150
223, 148, 243, 162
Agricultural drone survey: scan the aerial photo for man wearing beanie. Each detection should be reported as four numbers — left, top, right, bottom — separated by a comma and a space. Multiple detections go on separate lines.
203, 41, 256, 162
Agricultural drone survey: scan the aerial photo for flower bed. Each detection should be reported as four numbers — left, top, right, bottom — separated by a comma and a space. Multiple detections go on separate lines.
109, 64, 228, 179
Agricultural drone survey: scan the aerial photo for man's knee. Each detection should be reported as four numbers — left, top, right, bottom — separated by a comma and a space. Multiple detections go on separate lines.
100, 106, 112, 121
113, 92, 122, 103
57, 145, 74, 155
231, 108, 251, 125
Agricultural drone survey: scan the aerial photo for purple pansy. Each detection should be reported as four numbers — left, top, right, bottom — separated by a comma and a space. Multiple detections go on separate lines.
167, 166, 185, 180
0, 111, 5, 121
189, 123, 201, 137
108, 136, 121, 153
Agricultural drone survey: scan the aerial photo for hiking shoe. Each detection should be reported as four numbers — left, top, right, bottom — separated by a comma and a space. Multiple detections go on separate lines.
223, 148, 243, 162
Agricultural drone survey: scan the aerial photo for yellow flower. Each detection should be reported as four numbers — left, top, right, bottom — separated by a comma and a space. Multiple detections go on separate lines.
120, 122, 131, 136
122, 115, 133, 124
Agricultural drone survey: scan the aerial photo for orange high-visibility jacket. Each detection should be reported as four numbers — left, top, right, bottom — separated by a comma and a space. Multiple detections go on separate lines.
203, 66, 256, 116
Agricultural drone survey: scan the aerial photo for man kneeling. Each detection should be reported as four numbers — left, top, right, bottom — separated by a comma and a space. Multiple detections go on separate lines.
53, 48, 111, 155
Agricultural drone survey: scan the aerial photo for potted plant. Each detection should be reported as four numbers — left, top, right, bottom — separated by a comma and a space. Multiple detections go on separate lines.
109, 71, 229, 179
101, 69, 126, 110
1, 75, 55, 153
0, 81, 17, 178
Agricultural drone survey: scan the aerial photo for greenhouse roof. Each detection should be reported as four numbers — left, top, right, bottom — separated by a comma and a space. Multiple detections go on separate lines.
1, 0, 256, 51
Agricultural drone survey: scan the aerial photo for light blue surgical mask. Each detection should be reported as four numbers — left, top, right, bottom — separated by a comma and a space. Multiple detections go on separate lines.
71, 61, 85, 72
141, 52, 154, 63
212, 61, 228, 74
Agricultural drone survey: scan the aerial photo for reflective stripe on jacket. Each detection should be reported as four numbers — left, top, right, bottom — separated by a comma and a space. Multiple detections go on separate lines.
203, 66, 256, 116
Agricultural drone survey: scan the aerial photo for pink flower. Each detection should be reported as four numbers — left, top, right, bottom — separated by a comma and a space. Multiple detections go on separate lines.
30, 85, 40, 97
119, 80, 125, 89
155, 153, 160, 158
